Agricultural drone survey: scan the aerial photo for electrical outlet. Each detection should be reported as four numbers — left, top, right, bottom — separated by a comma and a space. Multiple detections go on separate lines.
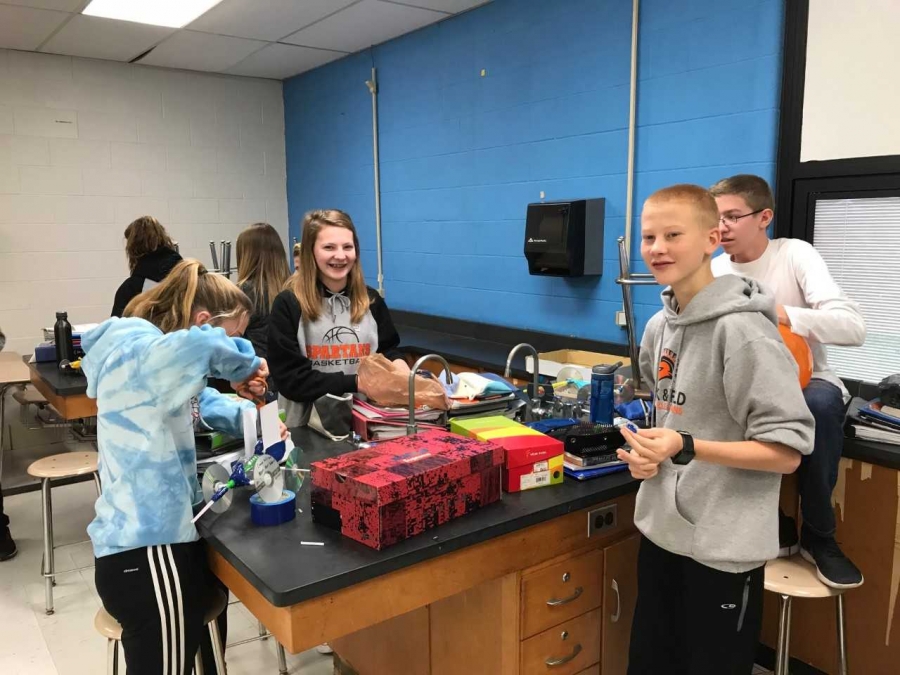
587, 504, 617, 537
615, 310, 627, 327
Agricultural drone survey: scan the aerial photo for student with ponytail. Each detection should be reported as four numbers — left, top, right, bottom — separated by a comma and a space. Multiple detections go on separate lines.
82, 259, 279, 675
235, 222, 291, 363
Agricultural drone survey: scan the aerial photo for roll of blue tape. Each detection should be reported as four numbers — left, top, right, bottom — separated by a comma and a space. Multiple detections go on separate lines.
249, 490, 296, 527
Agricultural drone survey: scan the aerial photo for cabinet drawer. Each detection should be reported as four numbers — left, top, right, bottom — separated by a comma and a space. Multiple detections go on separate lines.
520, 608, 601, 675
574, 667, 600, 675
521, 548, 603, 638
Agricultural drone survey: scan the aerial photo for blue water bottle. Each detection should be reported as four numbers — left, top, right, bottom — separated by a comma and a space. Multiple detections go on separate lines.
590, 363, 620, 425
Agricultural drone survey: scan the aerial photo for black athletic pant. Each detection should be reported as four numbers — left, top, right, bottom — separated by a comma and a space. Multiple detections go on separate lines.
628, 536, 765, 675
95, 541, 228, 675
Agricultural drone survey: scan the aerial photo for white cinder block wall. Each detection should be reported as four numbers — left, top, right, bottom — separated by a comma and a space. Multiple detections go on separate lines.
0, 49, 288, 355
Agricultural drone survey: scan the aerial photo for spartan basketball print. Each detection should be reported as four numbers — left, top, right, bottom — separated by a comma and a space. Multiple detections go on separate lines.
307, 324, 373, 368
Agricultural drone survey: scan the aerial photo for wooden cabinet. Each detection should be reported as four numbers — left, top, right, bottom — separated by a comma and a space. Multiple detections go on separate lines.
330, 495, 639, 675
601, 534, 640, 675
521, 549, 603, 639
520, 609, 601, 675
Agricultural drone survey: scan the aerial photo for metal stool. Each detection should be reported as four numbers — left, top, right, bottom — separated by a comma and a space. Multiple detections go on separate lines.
223, 595, 288, 674
765, 555, 858, 675
26, 451, 101, 614
95, 588, 228, 675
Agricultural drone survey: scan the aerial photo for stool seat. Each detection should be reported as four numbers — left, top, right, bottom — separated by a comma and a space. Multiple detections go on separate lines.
12, 387, 48, 406
95, 590, 230, 675
95, 606, 122, 641
28, 452, 99, 479
765, 556, 844, 599
94, 590, 229, 640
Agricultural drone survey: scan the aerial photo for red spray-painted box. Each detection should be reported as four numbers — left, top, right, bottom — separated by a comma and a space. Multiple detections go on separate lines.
310, 429, 504, 550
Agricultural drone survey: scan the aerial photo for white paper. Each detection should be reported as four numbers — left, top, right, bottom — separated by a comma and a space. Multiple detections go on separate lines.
260, 401, 280, 452
243, 407, 257, 460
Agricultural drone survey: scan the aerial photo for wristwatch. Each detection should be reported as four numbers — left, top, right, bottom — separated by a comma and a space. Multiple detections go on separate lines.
672, 431, 695, 465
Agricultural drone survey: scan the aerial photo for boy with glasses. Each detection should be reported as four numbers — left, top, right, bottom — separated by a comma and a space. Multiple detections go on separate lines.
710, 174, 866, 588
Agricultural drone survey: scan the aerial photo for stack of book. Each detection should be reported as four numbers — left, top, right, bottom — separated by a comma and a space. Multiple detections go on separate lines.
846, 398, 900, 446
560, 422, 629, 481
352, 399, 447, 441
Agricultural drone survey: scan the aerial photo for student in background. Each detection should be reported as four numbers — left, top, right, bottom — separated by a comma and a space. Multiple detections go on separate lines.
84, 260, 276, 675
293, 242, 301, 271
268, 209, 406, 427
710, 174, 866, 589
618, 185, 814, 675
111, 216, 182, 317
235, 223, 291, 367
0, 324, 14, 562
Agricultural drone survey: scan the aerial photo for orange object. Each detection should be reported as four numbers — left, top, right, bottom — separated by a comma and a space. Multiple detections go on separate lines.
779, 325, 813, 389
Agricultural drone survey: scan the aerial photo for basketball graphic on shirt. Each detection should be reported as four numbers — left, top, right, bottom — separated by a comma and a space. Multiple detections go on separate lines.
778, 325, 813, 389
324, 326, 360, 344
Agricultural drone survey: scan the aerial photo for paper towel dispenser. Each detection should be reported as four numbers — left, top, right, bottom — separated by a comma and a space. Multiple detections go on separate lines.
524, 198, 604, 276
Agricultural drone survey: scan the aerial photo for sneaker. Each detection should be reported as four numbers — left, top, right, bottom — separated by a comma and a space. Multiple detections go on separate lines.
316, 643, 334, 655
0, 528, 16, 562
778, 512, 800, 558
800, 531, 863, 589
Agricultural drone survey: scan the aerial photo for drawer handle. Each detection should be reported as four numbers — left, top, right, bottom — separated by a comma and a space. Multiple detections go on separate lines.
545, 643, 582, 667
546, 586, 583, 607
611, 579, 621, 623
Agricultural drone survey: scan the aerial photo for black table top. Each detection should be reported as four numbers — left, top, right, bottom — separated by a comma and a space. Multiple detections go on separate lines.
197, 427, 639, 607
27, 358, 88, 396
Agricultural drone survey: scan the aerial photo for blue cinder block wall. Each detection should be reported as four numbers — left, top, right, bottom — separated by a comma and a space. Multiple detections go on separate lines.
283, 0, 784, 343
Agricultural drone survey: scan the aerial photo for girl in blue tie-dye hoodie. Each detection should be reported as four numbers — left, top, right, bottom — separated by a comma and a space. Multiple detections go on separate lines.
82, 259, 267, 675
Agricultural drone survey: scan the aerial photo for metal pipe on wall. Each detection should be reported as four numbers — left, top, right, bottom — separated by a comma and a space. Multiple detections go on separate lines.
623, 0, 640, 274
366, 67, 385, 297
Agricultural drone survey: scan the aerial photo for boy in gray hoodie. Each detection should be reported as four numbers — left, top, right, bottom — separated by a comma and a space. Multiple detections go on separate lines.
616, 185, 815, 675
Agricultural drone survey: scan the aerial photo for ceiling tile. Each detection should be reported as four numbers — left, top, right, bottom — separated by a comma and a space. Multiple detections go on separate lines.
282, 0, 445, 53
225, 42, 344, 80
138, 30, 267, 73
42, 15, 174, 62
385, 0, 489, 14
3, 0, 84, 10
0, 5, 70, 51
187, 0, 358, 42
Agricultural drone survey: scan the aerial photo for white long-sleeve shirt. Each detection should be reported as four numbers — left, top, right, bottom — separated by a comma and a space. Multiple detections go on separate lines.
711, 238, 866, 401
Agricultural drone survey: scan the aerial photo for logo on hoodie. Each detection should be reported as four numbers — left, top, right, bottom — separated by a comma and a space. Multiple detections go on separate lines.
658, 350, 676, 381
307, 325, 372, 367
656, 348, 687, 415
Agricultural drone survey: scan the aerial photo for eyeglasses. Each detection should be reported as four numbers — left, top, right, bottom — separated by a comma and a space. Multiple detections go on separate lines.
719, 209, 764, 226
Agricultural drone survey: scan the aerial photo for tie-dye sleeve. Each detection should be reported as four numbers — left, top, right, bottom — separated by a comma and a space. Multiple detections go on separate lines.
136, 325, 261, 414
198, 387, 254, 438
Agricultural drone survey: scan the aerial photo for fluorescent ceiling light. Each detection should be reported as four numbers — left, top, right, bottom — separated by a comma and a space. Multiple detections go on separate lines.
82, 0, 224, 29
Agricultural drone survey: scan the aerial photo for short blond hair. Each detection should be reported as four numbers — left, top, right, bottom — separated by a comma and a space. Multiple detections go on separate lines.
645, 184, 719, 231
709, 174, 775, 212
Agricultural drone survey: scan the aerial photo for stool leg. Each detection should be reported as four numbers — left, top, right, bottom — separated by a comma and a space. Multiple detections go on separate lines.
41, 478, 54, 614
0, 383, 9, 479
276, 641, 288, 675
775, 595, 792, 675
93, 472, 102, 496
836, 594, 848, 675
194, 648, 205, 675
258, 619, 268, 640
208, 616, 227, 674
108, 639, 119, 675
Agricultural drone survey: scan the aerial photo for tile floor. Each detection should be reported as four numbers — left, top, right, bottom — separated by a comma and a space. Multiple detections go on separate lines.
0, 480, 332, 675
1, 480, 776, 675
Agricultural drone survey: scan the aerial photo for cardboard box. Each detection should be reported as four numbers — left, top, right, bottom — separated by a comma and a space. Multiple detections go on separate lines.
504, 453, 564, 492
525, 349, 631, 381
310, 430, 503, 550
450, 415, 518, 437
